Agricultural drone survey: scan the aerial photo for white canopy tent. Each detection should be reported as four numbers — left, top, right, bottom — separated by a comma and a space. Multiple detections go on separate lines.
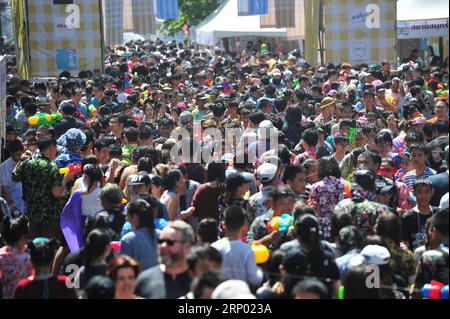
397, 0, 449, 39
193, 0, 287, 47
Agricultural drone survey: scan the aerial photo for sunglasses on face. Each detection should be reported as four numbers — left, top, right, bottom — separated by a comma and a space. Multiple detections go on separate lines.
158, 238, 185, 246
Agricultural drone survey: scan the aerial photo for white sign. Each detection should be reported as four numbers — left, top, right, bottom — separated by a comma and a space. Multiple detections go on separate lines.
398, 18, 449, 39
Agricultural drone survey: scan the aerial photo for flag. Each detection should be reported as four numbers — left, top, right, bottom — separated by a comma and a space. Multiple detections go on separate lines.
155, 0, 179, 19
238, 0, 268, 16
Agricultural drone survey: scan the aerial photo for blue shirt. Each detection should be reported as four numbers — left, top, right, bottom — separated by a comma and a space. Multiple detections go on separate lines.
54, 151, 83, 169
120, 228, 160, 271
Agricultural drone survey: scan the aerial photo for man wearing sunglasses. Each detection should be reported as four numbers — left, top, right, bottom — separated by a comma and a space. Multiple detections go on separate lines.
135, 220, 194, 299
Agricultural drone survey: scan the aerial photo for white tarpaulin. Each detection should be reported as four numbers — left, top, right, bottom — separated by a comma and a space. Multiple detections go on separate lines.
397, 0, 449, 39
194, 0, 287, 46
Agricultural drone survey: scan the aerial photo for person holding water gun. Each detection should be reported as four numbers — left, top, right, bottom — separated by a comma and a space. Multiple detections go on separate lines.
247, 186, 296, 250
54, 128, 86, 169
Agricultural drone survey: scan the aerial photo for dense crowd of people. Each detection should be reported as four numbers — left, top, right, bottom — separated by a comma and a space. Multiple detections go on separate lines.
0, 38, 448, 299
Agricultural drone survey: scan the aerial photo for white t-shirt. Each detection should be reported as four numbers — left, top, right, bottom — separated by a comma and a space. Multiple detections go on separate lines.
81, 185, 103, 217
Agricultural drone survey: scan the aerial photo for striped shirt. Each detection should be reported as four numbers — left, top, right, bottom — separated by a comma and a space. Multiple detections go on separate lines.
402, 167, 437, 191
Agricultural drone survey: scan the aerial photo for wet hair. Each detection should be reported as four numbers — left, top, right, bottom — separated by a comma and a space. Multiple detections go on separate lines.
342, 266, 381, 299
84, 229, 111, 270
37, 137, 57, 153
206, 162, 226, 183
99, 183, 122, 206
28, 238, 59, 268
292, 279, 329, 299
409, 143, 429, 156
163, 169, 183, 192
431, 208, 449, 237
83, 276, 115, 299
224, 205, 248, 232
318, 156, 341, 179
83, 164, 103, 191
137, 157, 153, 173
330, 211, 353, 242
196, 218, 219, 244
271, 185, 295, 203
125, 199, 155, 235
376, 212, 401, 245
7, 138, 24, 153
285, 105, 302, 125
187, 244, 222, 273
191, 270, 225, 299
295, 214, 324, 269
2, 215, 29, 245
302, 128, 319, 147
337, 226, 363, 254
282, 165, 304, 184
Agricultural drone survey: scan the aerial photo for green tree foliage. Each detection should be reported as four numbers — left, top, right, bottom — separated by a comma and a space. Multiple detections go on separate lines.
160, 0, 220, 36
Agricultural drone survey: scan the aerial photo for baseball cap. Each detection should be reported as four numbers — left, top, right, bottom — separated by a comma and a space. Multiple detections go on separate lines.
352, 169, 376, 193
129, 172, 151, 186
257, 163, 278, 183
361, 245, 391, 265
211, 280, 256, 299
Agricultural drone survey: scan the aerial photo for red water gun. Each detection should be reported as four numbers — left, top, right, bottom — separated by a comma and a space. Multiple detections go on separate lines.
59, 164, 82, 175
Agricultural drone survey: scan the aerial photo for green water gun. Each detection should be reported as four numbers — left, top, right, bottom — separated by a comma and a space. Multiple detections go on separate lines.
348, 128, 356, 143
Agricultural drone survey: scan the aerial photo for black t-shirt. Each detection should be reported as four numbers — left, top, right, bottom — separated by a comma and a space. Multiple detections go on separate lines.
401, 207, 440, 249
135, 266, 191, 299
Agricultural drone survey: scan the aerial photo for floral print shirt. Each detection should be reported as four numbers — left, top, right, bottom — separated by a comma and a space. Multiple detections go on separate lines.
0, 245, 33, 299
309, 176, 345, 240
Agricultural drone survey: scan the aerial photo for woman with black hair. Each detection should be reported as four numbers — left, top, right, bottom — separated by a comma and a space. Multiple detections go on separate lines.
335, 226, 363, 277
0, 215, 33, 299
15, 238, 77, 299
192, 162, 226, 223
76, 229, 112, 288
61, 164, 104, 253
160, 169, 195, 221
218, 174, 249, 226
308, 157, 345, 240
292, 214, 340, 298
120, 199, 158, 270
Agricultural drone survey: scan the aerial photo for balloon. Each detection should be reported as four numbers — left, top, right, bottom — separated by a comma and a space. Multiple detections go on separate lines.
154, 218, 168, 230
422, 281, 446, 299
110, 241, 121, 252
252, 244, 270, 264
